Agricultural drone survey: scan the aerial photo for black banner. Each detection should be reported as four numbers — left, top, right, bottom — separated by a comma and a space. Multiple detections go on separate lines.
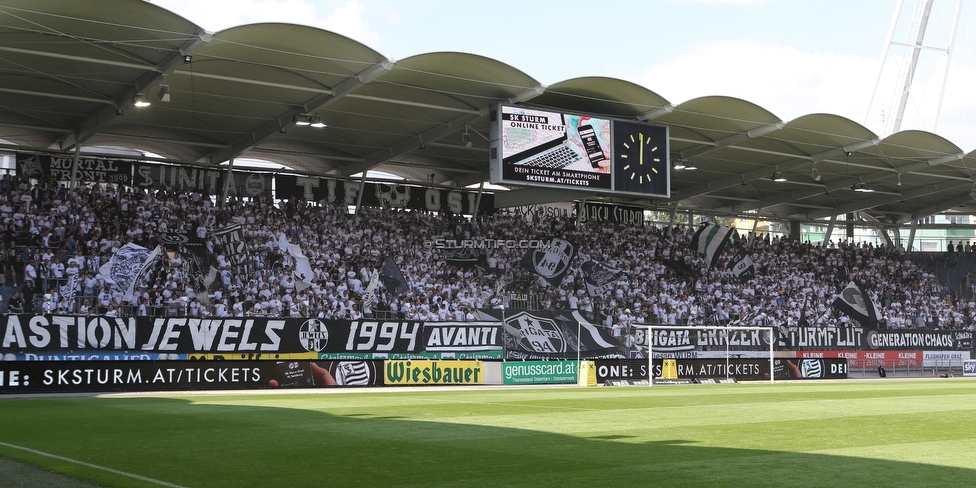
637, 327, 773, 352
132, 162, 272, 197
274, 175, 494, 215
213, 223, 250, 277
422, 322, 503, 353
595, 359, 771, 382
863, 329, 960, 350
593, 358, 858, 381
0, 360, 383, 394
16, 153, 132, 184
777, 327, 968, 351
574, 202, 645, 225
477, 310, 622, 360
777, 326, 864, 350
0, 315, 424, 355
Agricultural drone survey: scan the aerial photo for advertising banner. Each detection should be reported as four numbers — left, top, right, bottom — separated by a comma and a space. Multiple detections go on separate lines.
594, 358, 846, 381
964, 360, 976, 376
0, 360, 383, 394
2, 352, 184, 361
773, 358, 848, 379
796, 350, 924, 368
502, 360, 577, 385
384, 360, 484, 385
921, 351, 970, 368
274, 175, 494, 215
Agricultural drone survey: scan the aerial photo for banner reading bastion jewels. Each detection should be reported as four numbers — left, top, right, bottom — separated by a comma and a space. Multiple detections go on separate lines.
0, 315, 504, 360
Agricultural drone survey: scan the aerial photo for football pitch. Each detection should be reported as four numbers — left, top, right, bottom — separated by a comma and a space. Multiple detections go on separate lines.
1, 379, 975, 487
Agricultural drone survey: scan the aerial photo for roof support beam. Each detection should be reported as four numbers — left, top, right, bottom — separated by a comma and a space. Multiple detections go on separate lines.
679, 121, 784, 160
724, 150, 967, 213
204, 58, 394, 165
676, 139, 880, 201
804, 180, 970, 220
338, 111, 483, 177
896, 191, 976, 224
56, 33, 210, 151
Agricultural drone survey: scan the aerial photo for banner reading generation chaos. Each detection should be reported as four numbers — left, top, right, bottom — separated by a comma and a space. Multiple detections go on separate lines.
0, 360, 383, 394
777, 327, 972, 351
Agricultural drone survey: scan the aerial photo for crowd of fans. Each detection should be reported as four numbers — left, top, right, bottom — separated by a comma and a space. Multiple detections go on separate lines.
1, 172, 973, 331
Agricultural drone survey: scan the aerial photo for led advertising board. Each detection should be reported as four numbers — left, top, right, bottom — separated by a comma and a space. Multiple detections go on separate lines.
489, 104, 669, 198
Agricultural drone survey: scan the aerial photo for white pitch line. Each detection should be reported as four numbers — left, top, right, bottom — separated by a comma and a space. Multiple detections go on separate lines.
0, 441, 186, 488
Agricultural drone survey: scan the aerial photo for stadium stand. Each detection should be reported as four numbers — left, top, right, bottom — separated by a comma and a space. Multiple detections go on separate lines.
0, 171, 972, 335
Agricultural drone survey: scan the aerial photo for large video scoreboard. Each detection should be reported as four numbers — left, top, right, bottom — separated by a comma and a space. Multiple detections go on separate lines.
489, 104, 669, 198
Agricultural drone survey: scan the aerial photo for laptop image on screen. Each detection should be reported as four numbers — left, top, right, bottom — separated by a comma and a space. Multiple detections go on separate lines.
502, 109, 584, 169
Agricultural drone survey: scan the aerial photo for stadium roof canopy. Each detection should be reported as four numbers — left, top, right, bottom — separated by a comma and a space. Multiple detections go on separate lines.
3, 0, 976, 227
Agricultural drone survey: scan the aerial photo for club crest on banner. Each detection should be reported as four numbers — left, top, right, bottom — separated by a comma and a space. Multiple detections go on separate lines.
505, 311, 567, 354
299, 319, 330, 352
520, 237, 576, 285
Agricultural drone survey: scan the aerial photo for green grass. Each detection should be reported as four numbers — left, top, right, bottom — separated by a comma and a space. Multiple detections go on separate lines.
2, 380, 976, 487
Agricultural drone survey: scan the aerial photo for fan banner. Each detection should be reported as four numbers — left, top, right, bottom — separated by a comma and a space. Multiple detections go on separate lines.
132, 162, 272, 197
16, 153, 132, 184
477, 310, 623, 360
213, 224, 250, 278
274, 174, 495, 215
778, 327, 967, 351
519, 237, 577, 286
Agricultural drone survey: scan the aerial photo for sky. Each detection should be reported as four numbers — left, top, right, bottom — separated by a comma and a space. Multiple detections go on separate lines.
150, 0, 976, 152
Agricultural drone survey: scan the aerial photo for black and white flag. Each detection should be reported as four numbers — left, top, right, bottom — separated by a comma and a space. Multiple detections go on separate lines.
730, 248, 755, 282
581, 259, 623, 297
831, 280, 879, 328
691, 223, 734, 268
214, 223, 250, 277
99, 243, 162, 303
59, 274, 81, 303
379, 256, 409, 296
520, 237, 576, 286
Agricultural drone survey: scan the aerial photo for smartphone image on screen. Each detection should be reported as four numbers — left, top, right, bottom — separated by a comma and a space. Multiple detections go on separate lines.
274, 361, 314, 387
577, 124, 606, 168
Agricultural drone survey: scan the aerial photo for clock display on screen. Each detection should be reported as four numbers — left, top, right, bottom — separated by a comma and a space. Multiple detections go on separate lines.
612, 121, 669, 197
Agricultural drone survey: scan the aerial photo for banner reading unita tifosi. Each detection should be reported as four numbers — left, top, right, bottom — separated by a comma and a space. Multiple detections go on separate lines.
384, 360, 483, 385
